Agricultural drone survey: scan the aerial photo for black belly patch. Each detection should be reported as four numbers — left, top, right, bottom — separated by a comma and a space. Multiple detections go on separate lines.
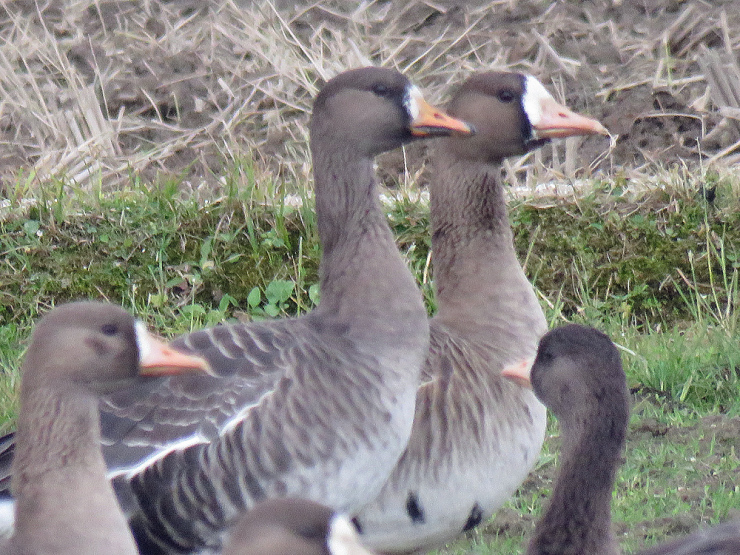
351, 517, 363, 534
406, 491, 425, 524
462, 503, 483, 532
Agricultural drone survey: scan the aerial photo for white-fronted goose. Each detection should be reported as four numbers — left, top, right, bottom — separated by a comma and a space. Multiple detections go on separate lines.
3, 302, 211, 555
352, 72, 608, 553
637, 519, 740, 555
222, 498, 376, 555
502, 324, 630, 555
78, 68, 472, 553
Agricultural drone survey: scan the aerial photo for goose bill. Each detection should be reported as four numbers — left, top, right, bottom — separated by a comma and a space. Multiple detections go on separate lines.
136, 324, 213, 376
533, 97, 608, 139
410, 96, 474, 137
500, 358, 534, 389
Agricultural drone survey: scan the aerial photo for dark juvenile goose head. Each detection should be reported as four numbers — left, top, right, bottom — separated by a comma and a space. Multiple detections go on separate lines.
310, 66, 473, 157
528, 325, 628, 435
21, 302, 212, 396
503, 324, 629, 555
222, 498, 375, 555
443, 71, 607, 164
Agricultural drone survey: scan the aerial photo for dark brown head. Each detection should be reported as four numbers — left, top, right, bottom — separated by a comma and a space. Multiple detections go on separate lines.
530, 324, 629, 429
444, 72, 607, 164
223, 498, 374, 555
21, 302, 212, 396
310, 67, 472, 157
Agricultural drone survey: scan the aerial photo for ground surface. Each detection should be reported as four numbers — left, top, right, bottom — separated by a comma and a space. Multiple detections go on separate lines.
1, 1, 739, 553
2, 0, 740, 189
440, 395, 740, 553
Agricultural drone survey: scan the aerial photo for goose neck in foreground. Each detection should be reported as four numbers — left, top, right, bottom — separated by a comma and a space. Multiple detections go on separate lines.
529, 418, 622, 555
12, 386, 137, 555
312, 148, 426, 330
13, 387, 102, 490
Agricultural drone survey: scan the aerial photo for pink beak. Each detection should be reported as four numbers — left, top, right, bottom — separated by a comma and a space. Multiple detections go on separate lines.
533, 96, 608, 139
500, 358, 534, 389
137, 328, 213, 377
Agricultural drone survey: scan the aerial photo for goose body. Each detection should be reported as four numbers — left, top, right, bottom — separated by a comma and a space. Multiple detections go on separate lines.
353, 72, 608, 553
77, 68, 473, 554
503, 324, 630, 555
637, 519, 740, 555
3, 302, 211, 555
222, 498, 376, 555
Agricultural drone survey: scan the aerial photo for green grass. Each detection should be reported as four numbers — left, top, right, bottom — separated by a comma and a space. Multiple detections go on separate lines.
1, 165, 739, 552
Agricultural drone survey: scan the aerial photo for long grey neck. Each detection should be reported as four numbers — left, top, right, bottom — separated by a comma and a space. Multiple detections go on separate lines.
529, 416, 620, 554
311, 146, 425, 333
12, 386, 104, 496
430, 152, 533, 330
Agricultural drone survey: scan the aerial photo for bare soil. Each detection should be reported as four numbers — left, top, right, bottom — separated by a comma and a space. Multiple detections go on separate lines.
2, 0, 740, 190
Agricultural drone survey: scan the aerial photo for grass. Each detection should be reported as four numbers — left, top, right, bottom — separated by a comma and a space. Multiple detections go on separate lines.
1, 162, 739, 553
2, 1, 739, 552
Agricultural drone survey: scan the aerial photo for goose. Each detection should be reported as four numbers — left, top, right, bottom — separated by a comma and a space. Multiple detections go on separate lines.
351, 72, 608, 553
64, 67, 471, 554
2, 302, 211, 555
637, 518, 740, 555
501, 324, 630, 555
504, 326, 740, 555
222, 498, 376, 555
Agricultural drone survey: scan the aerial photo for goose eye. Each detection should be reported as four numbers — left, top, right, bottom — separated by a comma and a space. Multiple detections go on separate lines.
372, 83, 390, 97
497, 90, 515, 103
101, 323, 118, 336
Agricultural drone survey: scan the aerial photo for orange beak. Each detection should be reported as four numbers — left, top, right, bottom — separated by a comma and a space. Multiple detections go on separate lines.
136, 326, 213, 377
533, 96, 608, 139
410, 96, 474, 137
500, 358, 534, 389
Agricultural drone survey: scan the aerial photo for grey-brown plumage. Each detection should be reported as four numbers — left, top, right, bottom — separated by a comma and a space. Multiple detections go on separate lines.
222, 498, 375, 555
353, 72, 608, 553
637, 519, 740, 555
86, 68, 473, 554
3, 302, 210, 555
510, 324, 630, 555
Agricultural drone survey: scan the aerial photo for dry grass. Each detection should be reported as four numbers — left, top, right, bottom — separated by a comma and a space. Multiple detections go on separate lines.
1, 0, 740, 197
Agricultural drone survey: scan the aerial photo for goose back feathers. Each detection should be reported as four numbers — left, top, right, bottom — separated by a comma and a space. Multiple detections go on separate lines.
6, 302, 211, 555
84, 67, 473, 554
352, 72, 607, 553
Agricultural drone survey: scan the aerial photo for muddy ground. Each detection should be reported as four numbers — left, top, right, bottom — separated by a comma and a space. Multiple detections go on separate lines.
1, 0, 739, 551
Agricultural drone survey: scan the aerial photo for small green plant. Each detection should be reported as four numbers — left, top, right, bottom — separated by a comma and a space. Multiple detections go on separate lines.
246, 280, 291, 317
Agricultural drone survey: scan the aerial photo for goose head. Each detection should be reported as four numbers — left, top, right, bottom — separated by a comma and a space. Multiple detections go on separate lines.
310, 67, 473, 157
444, 72, 607, 164
223, 498, 375, 555
21, 302, 212, 396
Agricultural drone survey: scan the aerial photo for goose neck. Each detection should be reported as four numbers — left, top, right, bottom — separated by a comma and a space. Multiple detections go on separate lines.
311, 146, 426, 328
430, 158, 525, 318
530, 418, 622, 554
12, 386, 103, 494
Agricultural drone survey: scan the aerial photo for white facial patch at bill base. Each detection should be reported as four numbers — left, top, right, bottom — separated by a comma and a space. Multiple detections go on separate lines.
404, 85, 422, 121
134, 320, 151, 363
327, 514, 373, 555
521, 75, 555, 128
